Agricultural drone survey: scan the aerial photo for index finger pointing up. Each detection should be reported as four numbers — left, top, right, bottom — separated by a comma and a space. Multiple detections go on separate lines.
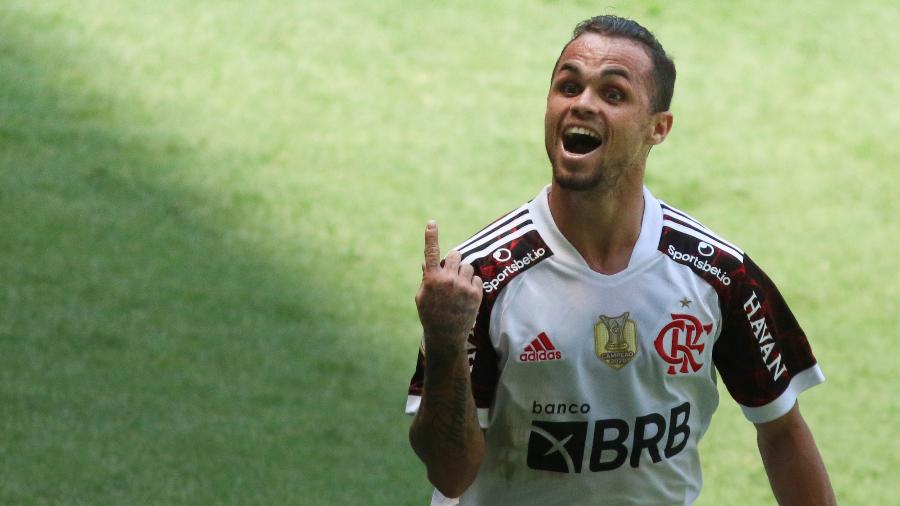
423, 220, 441, 272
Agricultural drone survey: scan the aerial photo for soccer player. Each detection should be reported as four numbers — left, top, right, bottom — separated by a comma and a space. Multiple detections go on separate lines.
406, 15, 836, 505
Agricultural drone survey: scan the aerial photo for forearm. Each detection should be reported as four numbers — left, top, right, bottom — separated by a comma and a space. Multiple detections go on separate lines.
409, 338, 485, 498
757, 407, 835, 506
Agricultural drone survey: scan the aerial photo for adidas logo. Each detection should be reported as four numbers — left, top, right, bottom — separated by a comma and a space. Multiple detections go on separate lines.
519, 332, 563, 362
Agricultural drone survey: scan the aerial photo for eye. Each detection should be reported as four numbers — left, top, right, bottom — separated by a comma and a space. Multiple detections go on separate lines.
604, 88, 624, 102
560, 81, 581, 96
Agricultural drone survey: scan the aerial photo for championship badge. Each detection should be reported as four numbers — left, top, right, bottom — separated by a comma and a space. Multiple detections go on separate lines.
594, 312, 638, 369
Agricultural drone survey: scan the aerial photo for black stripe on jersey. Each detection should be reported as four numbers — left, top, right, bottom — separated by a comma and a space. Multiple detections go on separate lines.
660, 204, 743, 255
660, 202, 703, 227
457, 206, 530, 252
460, 219, 535, 262
662, 213, 717, 241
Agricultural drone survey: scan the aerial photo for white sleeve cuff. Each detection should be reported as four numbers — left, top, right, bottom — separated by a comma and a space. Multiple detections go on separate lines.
430, 488, 460, 506
739, 365, 825, 423
406, 395, 490, 428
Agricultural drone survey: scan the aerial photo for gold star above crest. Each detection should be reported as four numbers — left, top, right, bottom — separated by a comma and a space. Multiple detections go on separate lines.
679, 297, 692, 308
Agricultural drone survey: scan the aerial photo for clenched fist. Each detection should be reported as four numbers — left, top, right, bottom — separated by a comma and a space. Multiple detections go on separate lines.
415, 220, 483, 350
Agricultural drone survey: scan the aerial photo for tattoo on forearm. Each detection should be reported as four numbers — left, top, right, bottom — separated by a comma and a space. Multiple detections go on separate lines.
425, 340, 466, 370
428, 375, 476, 451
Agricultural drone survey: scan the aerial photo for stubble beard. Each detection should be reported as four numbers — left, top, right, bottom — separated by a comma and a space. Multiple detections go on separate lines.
553, 168, 605, 191
551, 158, 622, 193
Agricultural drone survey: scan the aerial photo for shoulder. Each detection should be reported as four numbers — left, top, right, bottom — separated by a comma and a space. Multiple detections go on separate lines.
656, 200, 747, 294
454, 200, 553, 300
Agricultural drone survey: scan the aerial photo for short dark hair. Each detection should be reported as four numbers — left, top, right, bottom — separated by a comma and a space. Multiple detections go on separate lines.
559, 15, 676, 112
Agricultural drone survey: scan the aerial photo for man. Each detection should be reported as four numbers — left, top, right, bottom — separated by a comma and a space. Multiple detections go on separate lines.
406, 15, 835, 505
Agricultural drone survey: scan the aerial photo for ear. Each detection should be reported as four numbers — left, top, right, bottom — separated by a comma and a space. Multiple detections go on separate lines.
647, 111, 674, 145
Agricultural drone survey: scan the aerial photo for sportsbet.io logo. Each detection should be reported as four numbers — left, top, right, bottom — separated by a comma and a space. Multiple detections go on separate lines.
483, 247, 547, 293
492, 248, 513, 262
666, 244, 731, 286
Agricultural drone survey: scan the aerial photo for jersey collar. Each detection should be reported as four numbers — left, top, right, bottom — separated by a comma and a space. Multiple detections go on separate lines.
529, 184, 663, 276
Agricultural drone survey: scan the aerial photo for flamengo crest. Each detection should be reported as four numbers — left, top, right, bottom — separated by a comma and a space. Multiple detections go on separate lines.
654, 313, 712, 375
594, 313, 638, 369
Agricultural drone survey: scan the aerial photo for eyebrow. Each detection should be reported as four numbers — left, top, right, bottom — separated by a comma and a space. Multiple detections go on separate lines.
556, 62, 633, 81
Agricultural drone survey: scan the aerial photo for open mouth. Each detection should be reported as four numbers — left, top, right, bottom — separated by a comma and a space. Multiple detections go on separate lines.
563, 126, 602, 155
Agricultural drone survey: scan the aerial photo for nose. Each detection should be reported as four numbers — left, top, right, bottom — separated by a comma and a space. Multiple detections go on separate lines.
572, 88, 601, 117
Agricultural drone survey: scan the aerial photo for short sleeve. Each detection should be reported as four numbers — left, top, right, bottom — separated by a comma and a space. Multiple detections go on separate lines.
405, 208, 551, 429
713, 255, 824, 423
405, 299, 499, 429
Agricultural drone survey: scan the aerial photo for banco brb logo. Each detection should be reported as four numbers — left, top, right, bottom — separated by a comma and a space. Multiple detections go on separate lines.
654, 313, 712, 375
527, 421, 587, 473
527, 404, 692, 473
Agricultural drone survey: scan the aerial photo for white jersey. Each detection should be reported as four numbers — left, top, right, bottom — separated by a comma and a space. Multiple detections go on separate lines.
406, 185, 824, 505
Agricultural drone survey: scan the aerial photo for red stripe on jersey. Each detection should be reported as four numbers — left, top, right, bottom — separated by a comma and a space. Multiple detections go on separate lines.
530, 338, 546, 352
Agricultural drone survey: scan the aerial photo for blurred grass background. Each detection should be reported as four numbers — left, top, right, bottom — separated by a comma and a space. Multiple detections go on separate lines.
1, 0, 897, 504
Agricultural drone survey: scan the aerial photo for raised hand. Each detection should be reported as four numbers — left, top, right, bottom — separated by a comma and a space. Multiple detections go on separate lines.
410, 221, 487, 496
415, 220, 484, 350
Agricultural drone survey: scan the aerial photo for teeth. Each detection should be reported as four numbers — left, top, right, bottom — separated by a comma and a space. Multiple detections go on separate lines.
565, 126, 600, 140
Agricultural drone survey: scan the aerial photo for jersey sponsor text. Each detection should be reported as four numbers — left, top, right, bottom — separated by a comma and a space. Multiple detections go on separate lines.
666, 244, 732, 286
743, 291, 788, 381
527, 402, 691, 473
532, 400, 591, 415
483, 247, 547, 293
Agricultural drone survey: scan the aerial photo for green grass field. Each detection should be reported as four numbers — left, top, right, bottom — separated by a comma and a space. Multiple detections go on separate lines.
1, 0, 898, 504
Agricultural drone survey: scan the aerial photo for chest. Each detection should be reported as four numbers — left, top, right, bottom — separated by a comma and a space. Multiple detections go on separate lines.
491, 260, 723, 387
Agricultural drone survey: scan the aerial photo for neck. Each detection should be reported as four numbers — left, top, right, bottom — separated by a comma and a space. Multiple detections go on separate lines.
547, 178, 645, 275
